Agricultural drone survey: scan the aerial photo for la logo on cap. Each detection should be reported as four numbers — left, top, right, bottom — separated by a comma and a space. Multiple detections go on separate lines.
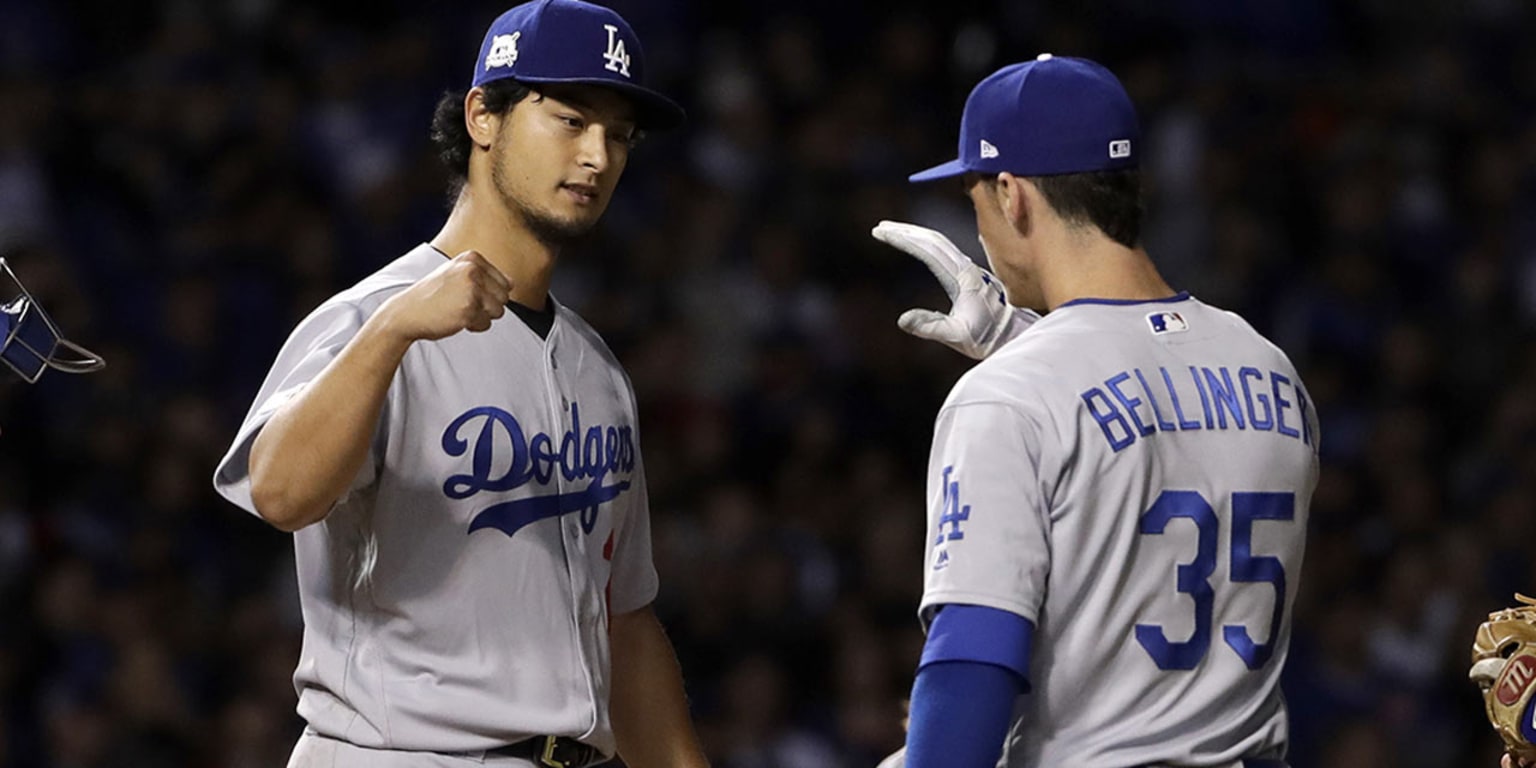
980, 139, 999, 159
602, 24, 631, 77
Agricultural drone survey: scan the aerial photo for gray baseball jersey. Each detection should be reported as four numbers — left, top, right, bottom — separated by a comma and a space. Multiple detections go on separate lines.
213, 243, 656, 757
920, 294, 1318, 767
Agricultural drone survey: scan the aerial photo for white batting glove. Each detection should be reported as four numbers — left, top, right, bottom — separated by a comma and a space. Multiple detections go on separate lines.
872, 220, 1040, 360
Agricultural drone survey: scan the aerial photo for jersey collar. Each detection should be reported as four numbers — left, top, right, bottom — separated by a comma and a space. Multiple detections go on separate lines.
1055, 291, 1191, 309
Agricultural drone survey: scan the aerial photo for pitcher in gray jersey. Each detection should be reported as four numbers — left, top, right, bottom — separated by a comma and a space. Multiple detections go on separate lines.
212, 2, 707, 767
871, 54, 1317, 768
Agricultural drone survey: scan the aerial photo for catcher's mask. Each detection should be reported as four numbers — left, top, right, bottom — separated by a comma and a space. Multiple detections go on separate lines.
0, 258, 105, 383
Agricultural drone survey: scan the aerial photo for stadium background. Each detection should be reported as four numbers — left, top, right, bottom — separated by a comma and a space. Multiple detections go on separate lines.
0, 0, 1533, 766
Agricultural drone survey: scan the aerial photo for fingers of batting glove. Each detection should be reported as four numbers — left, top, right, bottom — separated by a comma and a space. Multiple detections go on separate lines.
878, 221, 970, 278
872, 220, 972, 299
897, 308, 965, 341
897, 309, 983, 358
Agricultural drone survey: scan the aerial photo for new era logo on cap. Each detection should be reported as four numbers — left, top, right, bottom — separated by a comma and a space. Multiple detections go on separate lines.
980, 139, 999, 159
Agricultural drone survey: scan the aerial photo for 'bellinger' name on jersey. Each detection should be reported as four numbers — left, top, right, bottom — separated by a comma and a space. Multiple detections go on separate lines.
1080, 359, 1316, 453
212, 244, 657, 757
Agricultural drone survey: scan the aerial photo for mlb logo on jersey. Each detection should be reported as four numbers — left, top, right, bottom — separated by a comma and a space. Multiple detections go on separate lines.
1147, 311, 1188, 335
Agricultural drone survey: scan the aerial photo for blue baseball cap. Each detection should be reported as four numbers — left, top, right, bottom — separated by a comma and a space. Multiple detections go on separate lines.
910, 54, 1140, 182
471, 0, 685, 130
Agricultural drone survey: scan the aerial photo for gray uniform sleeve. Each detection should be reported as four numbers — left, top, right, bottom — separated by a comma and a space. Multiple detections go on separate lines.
918, 400, 1051, 629
211, 299, 386, 517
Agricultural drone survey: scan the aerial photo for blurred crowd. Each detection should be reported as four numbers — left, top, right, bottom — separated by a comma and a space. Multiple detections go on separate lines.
0, 1, 1533, 766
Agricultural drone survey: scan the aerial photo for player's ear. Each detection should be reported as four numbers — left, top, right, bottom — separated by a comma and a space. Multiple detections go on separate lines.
995, 172, 1032, 236
464, 87, 497, 151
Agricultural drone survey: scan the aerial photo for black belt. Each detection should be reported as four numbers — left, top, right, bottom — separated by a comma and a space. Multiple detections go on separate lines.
489, 735, 601, 767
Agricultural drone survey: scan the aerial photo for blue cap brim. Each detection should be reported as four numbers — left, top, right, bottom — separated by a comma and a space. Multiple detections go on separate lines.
516, 75, 686, 130
908, 158, 969, 183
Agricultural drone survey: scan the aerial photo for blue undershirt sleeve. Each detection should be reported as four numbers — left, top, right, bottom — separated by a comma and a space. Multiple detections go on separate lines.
905, 605, 1035, 768
918, 603, 1034, 681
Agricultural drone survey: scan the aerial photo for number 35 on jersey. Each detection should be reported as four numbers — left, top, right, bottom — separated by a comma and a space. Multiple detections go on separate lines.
1136, 489, 1295, 672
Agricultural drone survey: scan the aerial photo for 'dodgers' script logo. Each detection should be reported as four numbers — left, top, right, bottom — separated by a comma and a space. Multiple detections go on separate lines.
442, 403, 635, 537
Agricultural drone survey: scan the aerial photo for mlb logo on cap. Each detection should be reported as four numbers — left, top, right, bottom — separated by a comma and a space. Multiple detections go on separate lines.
910, 53, 1141, 182
470, 0, 684, 129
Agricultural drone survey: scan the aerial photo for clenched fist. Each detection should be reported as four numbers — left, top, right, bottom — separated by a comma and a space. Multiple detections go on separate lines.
377, 250, 511, 342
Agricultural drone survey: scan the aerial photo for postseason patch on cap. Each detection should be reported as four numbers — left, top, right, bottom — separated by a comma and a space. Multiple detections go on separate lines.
484, 31, 521, 70
1147, 311, 1188, 335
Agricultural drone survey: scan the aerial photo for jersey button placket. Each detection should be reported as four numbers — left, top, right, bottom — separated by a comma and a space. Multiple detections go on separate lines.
551, 342, 570, 410
546, 329, 601, 733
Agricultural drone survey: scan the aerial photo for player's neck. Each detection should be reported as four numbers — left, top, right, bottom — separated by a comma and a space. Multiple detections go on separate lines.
432, 196, 557, 311
1037, 231, 1173, 311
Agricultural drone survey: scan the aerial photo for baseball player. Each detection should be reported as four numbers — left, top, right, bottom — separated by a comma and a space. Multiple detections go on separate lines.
872, 54, 1319, 767
211, 2, 707, 767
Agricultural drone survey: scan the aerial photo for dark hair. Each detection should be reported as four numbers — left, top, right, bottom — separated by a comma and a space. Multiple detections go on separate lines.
429, 79, 533, 198
1025, 170, 1143, 248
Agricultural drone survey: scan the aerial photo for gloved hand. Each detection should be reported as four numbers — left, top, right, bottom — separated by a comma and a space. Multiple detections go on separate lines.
872, 220, 1039, 360
1470, 594, 1536, 765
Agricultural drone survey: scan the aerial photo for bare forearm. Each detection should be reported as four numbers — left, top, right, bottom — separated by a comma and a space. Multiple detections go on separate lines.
248, 312, 411, 531
610, 606, 710, 768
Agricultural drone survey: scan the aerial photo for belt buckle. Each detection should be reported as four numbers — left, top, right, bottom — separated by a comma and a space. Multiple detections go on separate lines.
538, 735, 579, 768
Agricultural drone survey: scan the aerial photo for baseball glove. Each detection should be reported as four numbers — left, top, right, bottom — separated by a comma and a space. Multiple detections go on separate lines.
1470, 594, 1536, 762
